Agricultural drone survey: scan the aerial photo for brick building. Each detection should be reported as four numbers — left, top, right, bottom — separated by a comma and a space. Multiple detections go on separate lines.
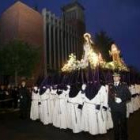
0, 1, 86, 85
0, 1, 43, 46
0, 1, 44, 85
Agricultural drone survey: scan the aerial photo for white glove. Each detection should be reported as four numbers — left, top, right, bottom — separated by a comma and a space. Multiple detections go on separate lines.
115, 97, 122, 103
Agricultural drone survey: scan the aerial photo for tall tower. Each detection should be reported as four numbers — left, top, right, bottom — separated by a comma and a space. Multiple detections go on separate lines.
61, 0, 86, 59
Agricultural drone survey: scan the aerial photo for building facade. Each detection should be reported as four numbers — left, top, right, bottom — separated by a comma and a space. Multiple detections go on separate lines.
42, 1, 86, 74
0, 1, 86, 84
0, 1, 43, 47
62, 1, 86, 59
0, 1, 44, 85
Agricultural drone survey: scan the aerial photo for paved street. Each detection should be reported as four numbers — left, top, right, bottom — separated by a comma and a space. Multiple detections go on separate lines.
0, 109, 140, 140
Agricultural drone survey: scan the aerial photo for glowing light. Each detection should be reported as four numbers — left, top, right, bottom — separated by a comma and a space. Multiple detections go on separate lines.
61, 33, 128, 72
61, 53, 78, 72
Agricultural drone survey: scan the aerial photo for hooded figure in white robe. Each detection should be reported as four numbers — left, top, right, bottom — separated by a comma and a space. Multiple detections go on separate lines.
81, 82, 101, 135
97, 85, 108, 134
40, 86, 50, 125
67, 83, 83, 133
134, 84, 140, 110
30, 86, 40, 120
48, 85, 57, 123
130, 84, 137, 112
53, 84, 69, 129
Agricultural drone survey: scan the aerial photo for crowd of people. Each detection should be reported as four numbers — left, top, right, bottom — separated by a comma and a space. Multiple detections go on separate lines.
29, 73, 140, 140
0, 84, 20, 109
1, 73, 140, 140
0, 81, 31, 119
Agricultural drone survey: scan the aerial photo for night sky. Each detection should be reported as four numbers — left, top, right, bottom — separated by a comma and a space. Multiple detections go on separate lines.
0, 0, 140, 71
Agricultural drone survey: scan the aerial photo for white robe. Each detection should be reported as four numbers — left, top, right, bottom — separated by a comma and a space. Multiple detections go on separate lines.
106, 85, 113, 130
127, 85, 134, 114
48, 89, 57, 123
138, 85, 140, 108
30, 91, 40, 120
134, 84, 140, 110
67, 91, 83, 133
130, 85, 137, 112
40, 89, 50, 125
97, 85, 108, 134
81, 93, 100, 135
106, 108, 113, 130
53, 89, 69, 129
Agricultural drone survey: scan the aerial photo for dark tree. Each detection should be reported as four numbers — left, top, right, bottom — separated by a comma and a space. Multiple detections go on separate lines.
94, 31, 114, 61
0, 40, 40, 85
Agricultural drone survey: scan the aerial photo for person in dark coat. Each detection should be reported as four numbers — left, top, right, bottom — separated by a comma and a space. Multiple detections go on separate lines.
19, 81, 30, 119
108, 72, 131, 140
5, 84, 13, 108
0, 85, 6, 108
12, 86, 19, 109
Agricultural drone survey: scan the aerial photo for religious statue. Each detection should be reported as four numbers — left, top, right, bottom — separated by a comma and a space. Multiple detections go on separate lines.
83, 33, 93, 61
83, 33, 99, 68
108, 44, 128, 71
109, 44, 121, 63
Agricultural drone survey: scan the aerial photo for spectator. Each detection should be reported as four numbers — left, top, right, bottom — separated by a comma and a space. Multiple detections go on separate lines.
19, 81, 30, 119
0, 85, 6, 108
